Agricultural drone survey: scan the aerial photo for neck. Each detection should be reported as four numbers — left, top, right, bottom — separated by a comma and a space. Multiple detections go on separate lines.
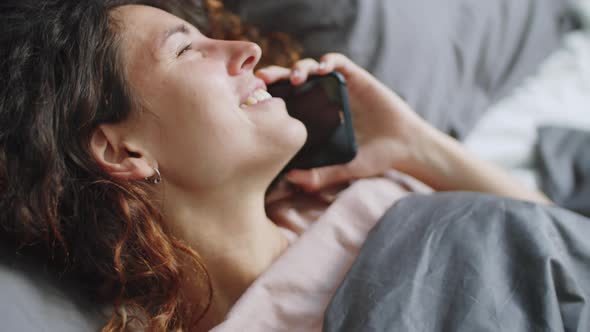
161, 181, 289, 330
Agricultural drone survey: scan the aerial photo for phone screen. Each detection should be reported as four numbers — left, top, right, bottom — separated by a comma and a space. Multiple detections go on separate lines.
268, 72, 357, 172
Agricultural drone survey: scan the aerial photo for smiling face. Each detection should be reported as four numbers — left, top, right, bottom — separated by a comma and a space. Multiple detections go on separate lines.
111, 5, 307, 191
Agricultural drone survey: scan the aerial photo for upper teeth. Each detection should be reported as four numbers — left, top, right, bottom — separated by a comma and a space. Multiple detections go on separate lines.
241, 89, 272, 108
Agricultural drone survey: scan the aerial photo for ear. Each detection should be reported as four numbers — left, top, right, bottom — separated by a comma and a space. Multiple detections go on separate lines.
90, 125, 157, 181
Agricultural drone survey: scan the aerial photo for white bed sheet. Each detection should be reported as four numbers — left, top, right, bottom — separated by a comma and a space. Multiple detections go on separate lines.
464, 7, 590, 190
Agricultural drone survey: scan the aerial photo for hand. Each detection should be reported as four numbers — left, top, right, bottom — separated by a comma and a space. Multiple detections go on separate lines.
258, 54, 552, 205
257, 53, 436, 192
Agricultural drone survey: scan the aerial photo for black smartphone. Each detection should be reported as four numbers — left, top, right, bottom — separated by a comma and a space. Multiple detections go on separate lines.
268, 71, 357, 173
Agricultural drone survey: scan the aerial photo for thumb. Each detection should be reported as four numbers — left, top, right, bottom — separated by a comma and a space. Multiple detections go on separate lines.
286, 164, 354, 192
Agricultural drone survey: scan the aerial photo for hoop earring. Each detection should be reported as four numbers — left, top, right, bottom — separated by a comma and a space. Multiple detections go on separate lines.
145, 167, 162, 184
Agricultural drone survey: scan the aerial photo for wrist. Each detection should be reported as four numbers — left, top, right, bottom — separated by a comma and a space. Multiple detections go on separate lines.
404, 125, 461, 190
410, 127, 552, 204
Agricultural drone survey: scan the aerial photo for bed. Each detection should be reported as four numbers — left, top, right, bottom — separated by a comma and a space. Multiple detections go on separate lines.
2, 0, 590, 331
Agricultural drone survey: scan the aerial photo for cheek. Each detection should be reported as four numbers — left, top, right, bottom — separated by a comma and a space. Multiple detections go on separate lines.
154, 115, 243, 187
150, 86, 252, 182
154, 72, 238, 136
136, 65, 305, 185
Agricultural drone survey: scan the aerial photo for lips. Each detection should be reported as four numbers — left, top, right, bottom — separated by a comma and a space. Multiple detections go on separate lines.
239, 88, 273, 109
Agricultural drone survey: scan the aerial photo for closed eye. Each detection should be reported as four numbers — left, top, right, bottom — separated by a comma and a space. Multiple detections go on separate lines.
177, 43, 192, 57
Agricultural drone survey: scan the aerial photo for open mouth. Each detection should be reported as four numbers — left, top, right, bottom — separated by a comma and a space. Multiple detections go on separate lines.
240, 89, 273, 109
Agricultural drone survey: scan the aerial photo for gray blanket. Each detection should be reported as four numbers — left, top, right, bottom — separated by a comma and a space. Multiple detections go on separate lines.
226, 0, 574, 138
324, 192, 590, 331
537, 126, 590, 218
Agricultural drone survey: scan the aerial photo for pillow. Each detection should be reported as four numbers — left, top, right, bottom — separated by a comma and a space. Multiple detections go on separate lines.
0, 251, 106, 332
226, 0, 575, 139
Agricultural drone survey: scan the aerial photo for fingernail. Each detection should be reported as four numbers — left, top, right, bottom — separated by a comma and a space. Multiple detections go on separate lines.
318, 62, 327, 71
292, 70, 301, 78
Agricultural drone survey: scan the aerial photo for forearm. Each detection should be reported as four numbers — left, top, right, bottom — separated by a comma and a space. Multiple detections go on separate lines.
413, 128, 552, 205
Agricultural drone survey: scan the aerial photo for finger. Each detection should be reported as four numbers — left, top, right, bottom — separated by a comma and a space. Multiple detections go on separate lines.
265, 178, 296, 204
286, 164, 356, 192
290, 58, 320, 85
316, 56, 336, 75
318, 53, 364, 80
255, 66, 292, 84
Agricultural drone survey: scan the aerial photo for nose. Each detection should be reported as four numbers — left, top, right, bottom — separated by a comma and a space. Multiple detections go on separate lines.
226, 41, 262, 76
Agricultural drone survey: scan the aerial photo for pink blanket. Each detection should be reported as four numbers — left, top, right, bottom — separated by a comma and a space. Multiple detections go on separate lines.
210, 171, 432, 331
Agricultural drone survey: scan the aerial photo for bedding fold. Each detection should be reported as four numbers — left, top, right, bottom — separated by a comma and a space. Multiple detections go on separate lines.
324, 192, 590, 332
537, 126, 590, 218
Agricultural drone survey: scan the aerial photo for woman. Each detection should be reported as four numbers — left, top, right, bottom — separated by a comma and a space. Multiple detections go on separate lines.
0, 0, 550, 331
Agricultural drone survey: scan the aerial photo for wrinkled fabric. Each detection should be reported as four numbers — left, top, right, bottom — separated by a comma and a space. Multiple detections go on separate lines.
210, 171, 432, 331
324, 192, 590, 332
537, 126, 590, 218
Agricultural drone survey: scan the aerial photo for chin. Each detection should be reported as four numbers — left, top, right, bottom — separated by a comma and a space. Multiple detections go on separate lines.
257, 103, 307, 145
243, 112, 307, 181
265, 118, 307, 172
286, 117, 308, 151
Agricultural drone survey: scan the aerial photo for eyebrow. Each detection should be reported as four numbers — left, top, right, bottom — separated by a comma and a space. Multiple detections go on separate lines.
158, 24, 190, 49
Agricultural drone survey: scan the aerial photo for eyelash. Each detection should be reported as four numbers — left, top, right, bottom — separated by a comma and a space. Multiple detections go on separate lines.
178, 44, 192, 57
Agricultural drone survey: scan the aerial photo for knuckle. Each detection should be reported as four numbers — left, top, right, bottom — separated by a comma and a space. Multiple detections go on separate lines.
296, 58, 319, 69
269, 65, 287, 70
310, 169, 324, 189
326, 53, 350, 65
322, 52, 340, 60
260, 65, 286, 74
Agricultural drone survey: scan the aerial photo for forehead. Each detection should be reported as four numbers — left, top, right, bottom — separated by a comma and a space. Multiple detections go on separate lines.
112, 5, 187, 49
111, 5, 191, 92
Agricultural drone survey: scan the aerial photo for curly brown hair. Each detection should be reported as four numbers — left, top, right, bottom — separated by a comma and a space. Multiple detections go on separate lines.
0, 0, 301, 331
205, 0, 303, 68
